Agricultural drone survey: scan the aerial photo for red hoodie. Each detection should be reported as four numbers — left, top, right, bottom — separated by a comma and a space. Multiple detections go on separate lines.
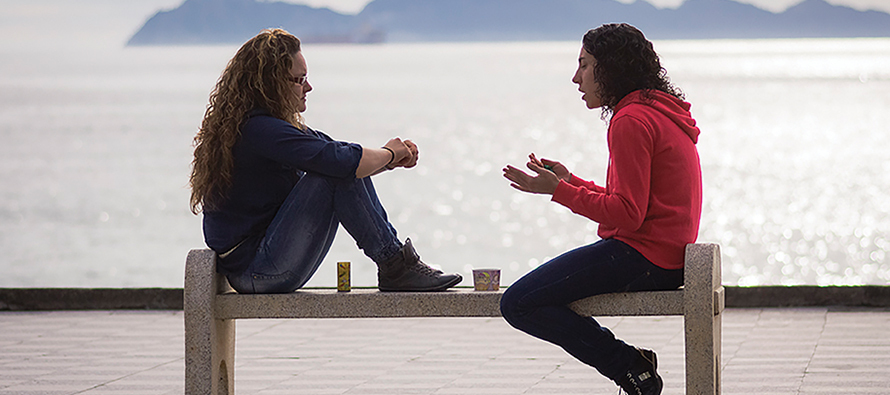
551, 90, 702, 270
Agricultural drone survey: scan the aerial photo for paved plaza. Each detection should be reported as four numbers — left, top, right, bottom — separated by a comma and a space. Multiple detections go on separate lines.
1, 307, 889, 394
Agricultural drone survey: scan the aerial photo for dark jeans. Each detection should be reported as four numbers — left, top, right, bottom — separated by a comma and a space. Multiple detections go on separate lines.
500, 238, 683, 381
227, 173, 402, 294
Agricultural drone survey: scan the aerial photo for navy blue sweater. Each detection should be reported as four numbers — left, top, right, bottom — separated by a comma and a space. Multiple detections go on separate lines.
203, 109, 363, 274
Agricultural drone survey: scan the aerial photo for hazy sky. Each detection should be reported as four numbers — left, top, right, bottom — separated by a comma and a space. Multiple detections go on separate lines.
286, 0, 890, 14
1, 0, 888, 51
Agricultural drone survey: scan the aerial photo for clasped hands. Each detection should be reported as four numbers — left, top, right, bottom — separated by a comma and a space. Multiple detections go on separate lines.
503, 153, 571, 195
384, 138, 419, 170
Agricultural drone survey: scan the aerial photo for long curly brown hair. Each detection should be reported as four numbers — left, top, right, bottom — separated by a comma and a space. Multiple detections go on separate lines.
190, 29, 303, 214
582, 23, 684, 118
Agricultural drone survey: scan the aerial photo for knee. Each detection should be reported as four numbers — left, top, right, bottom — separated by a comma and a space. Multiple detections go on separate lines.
499, 285, 526, 326
299, 172, 336, 186
310, 172, 371, 195
292, 172, 336, 194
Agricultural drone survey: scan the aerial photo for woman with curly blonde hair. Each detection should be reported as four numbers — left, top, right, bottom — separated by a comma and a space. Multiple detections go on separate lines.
190, 28, 461, 293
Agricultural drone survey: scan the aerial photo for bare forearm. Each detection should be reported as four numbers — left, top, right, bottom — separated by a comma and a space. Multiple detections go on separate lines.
355, 147, 394, 178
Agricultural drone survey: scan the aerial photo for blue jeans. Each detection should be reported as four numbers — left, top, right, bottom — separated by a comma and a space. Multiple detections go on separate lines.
500, 238, 683, 381
227, 173, 402, 294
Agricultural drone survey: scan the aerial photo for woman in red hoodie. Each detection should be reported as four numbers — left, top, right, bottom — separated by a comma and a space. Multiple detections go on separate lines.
501, 23, 702, 395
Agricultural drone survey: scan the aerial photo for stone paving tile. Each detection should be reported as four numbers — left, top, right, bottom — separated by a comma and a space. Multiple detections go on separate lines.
2, 308, 890, 394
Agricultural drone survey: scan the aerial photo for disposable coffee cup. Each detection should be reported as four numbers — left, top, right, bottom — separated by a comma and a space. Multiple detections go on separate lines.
472, 268, 500, 291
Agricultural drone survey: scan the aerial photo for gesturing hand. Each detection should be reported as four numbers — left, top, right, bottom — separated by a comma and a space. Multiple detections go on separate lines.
503, 153, 564, 195
531, 153, 570, 182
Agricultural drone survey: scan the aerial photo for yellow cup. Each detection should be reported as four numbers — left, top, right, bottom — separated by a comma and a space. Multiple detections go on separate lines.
337, 261, 350, 292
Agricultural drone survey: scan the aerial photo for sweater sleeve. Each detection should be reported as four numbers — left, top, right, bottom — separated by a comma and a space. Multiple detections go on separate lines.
551, 115, 652, 230
241, 119, 362, 179
567, 173, 606, 193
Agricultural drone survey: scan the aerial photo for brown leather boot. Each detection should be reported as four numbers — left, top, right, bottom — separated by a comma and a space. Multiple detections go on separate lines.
377, 238, 462, 292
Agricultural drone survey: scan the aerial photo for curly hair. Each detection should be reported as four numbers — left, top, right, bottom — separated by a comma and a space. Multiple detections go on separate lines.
190, 29, 303, 214
582, 23, 683, 118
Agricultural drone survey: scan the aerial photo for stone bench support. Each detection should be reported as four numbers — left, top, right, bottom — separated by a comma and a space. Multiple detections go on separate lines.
185, 243, 723, 395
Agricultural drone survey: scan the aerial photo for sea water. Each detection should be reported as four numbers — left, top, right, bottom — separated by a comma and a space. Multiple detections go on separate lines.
1, 38, 888, 288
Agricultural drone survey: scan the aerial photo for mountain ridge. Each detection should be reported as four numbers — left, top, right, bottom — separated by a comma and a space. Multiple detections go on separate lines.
127, 0, 890, 45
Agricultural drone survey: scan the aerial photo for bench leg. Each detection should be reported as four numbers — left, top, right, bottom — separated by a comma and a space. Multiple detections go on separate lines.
185, 249, 236, 395
683, 244, 722, 395
211, 318, 235, 395
685, 307, 721, 395
185, 315, 235, 395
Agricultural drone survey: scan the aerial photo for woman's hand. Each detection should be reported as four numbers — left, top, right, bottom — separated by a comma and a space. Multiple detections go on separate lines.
389, 139, 418, 169
531, 153, 571, 182
383, 138, 412, 166
357, 138, 414, 178
503, 153, 565, 195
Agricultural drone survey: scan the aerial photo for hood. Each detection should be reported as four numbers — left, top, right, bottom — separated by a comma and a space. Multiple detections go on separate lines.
615, 90, 700, 144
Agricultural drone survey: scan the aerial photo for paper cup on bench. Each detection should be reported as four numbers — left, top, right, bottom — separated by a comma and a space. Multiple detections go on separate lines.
472, 269, 500, 291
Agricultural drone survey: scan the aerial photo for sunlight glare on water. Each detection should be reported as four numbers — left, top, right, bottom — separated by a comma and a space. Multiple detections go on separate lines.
0, 38, 888, 287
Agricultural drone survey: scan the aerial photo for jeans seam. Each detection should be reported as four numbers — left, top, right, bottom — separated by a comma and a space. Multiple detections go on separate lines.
621, 270, 653, 292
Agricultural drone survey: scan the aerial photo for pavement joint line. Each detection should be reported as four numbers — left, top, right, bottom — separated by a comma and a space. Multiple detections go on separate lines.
67, 356, 185, 395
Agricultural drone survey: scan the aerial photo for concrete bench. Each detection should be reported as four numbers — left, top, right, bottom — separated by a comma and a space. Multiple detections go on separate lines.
184, 243, 723, 395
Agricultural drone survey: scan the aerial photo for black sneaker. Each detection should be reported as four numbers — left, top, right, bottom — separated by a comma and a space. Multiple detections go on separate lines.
615, 348, 663, 395
377, 238, 462, 292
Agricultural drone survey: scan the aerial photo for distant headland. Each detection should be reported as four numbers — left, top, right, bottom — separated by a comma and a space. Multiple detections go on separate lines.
127, 0, 890, 46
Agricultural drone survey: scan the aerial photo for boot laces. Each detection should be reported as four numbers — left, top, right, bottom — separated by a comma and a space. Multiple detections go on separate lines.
617, 372, 644, 395
409, 260, 442, 276
403, 244, 442, 277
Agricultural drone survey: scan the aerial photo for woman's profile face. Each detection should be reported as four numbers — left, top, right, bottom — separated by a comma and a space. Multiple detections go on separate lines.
572, 47, 602, 109
289, 51, 312, 113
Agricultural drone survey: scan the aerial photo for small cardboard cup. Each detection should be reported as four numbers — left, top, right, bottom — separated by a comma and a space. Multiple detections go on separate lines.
472, 269, 500, 291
